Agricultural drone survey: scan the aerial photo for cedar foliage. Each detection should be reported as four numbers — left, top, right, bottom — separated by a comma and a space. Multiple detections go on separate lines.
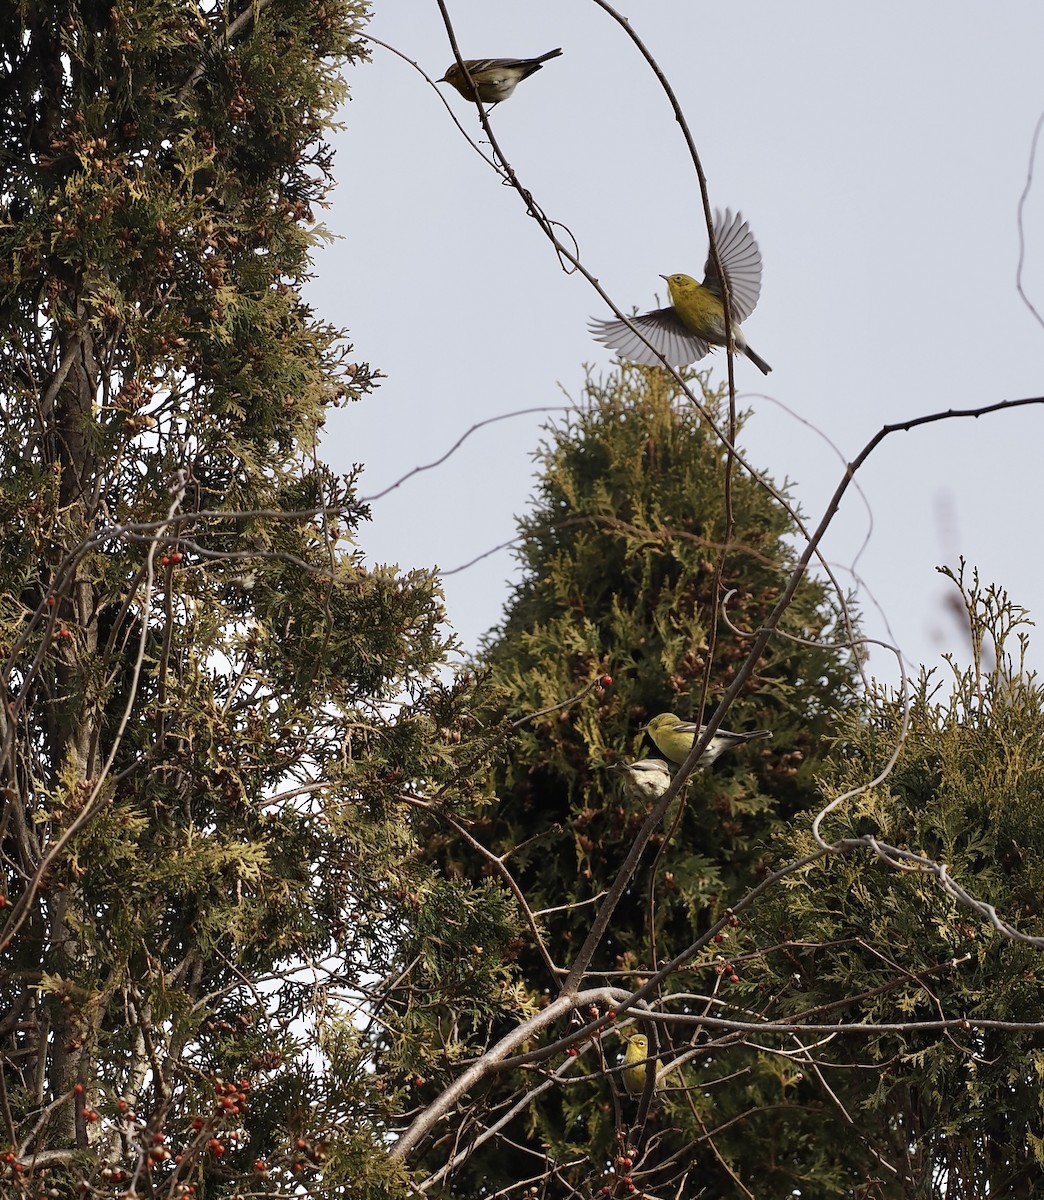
410, 367, 860, 1196
404, 373, 1044, 1200
0, 4, 521, 1196
476, 368, 854, 947
750, 565, 1044, 1198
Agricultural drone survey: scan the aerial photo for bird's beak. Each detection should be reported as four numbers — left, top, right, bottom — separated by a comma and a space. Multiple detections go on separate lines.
658, 274, 669, 282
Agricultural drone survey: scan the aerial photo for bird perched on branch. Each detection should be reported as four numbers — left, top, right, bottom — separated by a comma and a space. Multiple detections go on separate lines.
622, 1034, 663, 1095
644, 712, 772, 767
590, 208, 772, 374
611, 757, 673, 802
439, 49, 563, 104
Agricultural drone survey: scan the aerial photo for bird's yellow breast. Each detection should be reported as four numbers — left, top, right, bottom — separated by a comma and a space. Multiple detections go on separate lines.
665, 275, 727, 340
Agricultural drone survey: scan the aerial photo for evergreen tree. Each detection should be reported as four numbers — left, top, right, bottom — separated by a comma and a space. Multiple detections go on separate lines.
747, 565, 1044, 1198
0, 4, 523, 1196
407, 367, 860, 1196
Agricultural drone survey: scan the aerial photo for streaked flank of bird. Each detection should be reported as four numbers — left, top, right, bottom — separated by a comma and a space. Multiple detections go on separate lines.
643, 712, 772, 767
611, 757, 673, 802
439, 49, 563, 104
590, 208, 771, 373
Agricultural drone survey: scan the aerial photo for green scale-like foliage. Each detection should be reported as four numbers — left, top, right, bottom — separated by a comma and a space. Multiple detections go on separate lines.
735, 569, 1044, 1198
474, 368, 855, 954
0, 4, 525, 1196
411, 366, 860, 1197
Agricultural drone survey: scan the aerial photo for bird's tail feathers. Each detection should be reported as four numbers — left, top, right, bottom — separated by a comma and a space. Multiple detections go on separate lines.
744, 345, 772, 375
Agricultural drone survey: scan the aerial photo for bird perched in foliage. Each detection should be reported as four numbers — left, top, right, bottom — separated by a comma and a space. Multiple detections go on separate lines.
611, 757, 673, 802
622, 1034, 663, 1095
590, 208, 771, 374
439, 49, 563, 104
644, 712, 772, 767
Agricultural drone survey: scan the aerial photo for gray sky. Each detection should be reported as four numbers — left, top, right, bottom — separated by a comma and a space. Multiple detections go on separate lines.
308, 1, 1044, 685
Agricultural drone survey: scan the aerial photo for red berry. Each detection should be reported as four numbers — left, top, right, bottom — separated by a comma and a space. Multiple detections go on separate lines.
161, 556, 170, 566
713, 933, 724, 943
730, 974, 739, 984
73, 1083, 84, 1094
567, 1047, 578, 1057
191, 1117, 204, 1130
600, 674, 613, 687
170, 552, 183, 564
254, 1160, 268, 1172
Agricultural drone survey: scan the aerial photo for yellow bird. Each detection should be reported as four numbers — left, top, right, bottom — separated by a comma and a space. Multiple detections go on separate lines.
590, 208, 772, 374
644, 712, 772, 767
439, 49, 563, 104
622, 1034, 663, 1095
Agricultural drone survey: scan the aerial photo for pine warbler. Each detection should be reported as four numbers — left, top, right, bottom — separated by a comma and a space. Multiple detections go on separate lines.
611, 757, 673, 802
644, 712, 772, 767
439, 49, 563, 104
590, 208, 772, 374
622, 1034, 663, 1095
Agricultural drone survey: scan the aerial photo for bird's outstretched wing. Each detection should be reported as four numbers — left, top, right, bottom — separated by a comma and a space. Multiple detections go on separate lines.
701, 208, 763, 324
588, 308, 711, 367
